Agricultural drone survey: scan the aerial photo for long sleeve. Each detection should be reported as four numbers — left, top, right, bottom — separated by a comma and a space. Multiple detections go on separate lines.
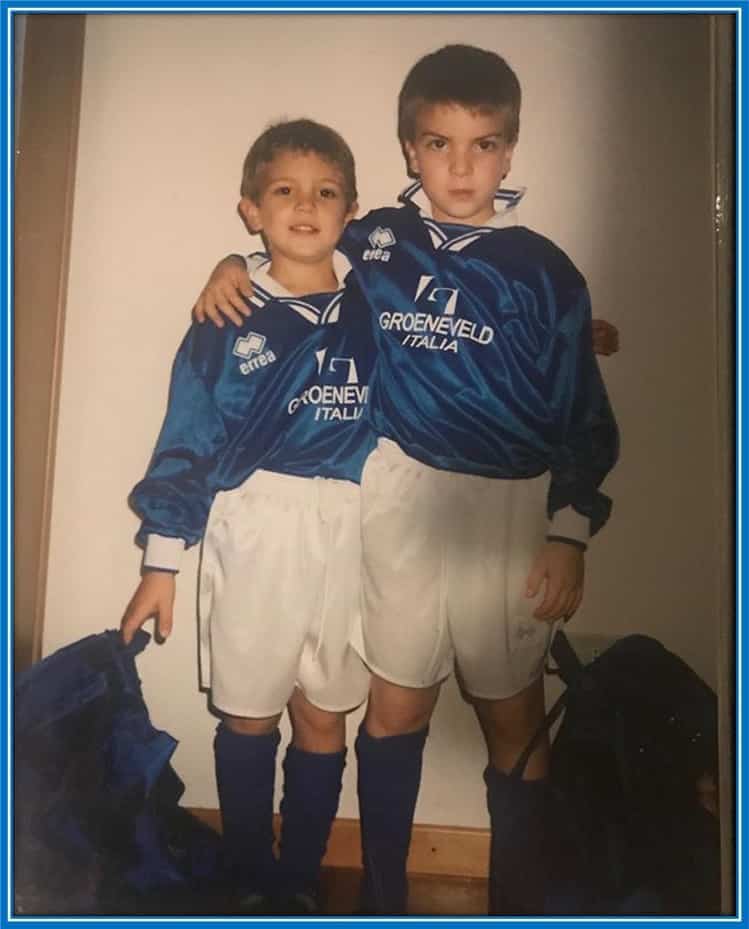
546, 283, 619, 540
129, 326, 230, 556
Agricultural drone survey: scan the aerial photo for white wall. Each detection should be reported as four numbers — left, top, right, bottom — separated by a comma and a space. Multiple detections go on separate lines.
44, 13, 718, 828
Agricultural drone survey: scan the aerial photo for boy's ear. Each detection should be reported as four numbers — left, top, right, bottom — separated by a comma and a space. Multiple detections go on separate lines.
238, 197, 262, 234
403, 141, 420, 177
501, 140, 517, 181
345, 200, 359, 223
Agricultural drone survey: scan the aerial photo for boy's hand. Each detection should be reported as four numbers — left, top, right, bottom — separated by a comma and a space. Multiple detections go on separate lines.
592, 318, 619, 356
192, 256, 254, 328
120, 571, 176, 645
525, 541, 584, 623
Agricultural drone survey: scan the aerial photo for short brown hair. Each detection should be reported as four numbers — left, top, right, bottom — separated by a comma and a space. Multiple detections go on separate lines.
241, 119, 357, 208
398, 45, 521, 170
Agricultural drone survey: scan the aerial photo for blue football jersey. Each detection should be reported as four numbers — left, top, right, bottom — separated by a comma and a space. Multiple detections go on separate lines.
262, 272, 376, 482
130, 262, 375, 553
338, 184, 618, 535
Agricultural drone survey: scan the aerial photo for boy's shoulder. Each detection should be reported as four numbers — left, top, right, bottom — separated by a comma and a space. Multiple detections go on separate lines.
185, 291, 329, 377
477, 225, 585, 285
345, 206, 585, 292
345, 203, 420, 245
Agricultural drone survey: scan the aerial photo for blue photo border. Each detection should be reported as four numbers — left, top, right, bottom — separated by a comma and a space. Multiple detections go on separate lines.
1, 1, 743, 927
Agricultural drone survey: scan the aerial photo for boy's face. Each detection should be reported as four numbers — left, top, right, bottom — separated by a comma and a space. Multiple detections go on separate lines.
240, 150, 356, 266
404, 103, 515, 226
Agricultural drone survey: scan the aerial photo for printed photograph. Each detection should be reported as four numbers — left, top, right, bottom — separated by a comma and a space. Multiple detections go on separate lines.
12, 7, 736, 920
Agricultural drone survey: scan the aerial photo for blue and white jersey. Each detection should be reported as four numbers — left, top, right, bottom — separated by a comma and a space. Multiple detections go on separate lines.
261, 265, 376, 482
339, 183, 618, 537
130, 257, 375, 567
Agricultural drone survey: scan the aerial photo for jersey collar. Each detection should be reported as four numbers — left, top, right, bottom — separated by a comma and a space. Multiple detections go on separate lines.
397, 180, 525, 235
245, 250, 351, 324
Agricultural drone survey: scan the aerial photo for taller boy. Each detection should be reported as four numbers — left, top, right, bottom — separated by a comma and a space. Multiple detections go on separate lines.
350, 44, 617, 915
194, 45, 618, 915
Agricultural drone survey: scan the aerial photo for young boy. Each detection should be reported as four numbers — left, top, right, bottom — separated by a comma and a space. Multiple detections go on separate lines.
120, 119, 376, 914
191, 45, 619, 915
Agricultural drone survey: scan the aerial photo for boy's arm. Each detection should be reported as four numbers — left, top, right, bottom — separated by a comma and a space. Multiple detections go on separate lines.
192, 254, 621, 360
192, 250, 275, 327
120, 571, 176, 645
525, 285, 617, 622
129, 325, 230, 572
193, 255, 253, 327
525, 540, 584, 622
546, 283, 620, 548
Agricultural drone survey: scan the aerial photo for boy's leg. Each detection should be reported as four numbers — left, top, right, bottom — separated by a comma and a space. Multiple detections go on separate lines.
356, 443, 452, 914
272, 476, 368, 912
445, 471, 555, 914
356, 675, 440, 915
203, 471, 336, 908
276, 689, 347, 911
472, 672, 548, 777
213, 713, 282, 904
472, 675, 552, 916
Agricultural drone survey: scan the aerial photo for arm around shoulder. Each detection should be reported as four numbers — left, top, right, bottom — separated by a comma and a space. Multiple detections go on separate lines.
193, 254, 253, 327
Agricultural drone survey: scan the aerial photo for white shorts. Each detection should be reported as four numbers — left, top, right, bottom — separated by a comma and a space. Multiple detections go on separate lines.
199, 469, 370, 717
356, 439, 553, 699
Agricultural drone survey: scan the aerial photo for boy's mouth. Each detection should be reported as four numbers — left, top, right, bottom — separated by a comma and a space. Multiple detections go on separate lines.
448, 189, 475, 198
289, 224, 319, 234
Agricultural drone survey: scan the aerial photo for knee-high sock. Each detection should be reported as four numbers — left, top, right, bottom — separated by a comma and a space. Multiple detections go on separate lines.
213, 723, 280, 895
277, 745, 346, 898
484, 765, 550, 915
355, 724, 428, 915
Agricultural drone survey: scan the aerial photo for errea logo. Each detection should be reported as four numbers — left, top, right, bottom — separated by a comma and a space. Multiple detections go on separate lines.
233, 331, 277, 375
363, 226, 395, 263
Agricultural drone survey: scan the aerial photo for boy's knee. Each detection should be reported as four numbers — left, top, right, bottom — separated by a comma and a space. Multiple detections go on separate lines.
223, 712, 281, 736
472, 679, 549, 776
364, 678, 439, 738
288, 689, 345, 751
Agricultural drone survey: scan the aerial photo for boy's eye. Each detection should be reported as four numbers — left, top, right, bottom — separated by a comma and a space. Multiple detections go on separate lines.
477, 139, 498, 152
426, 138, 447, 151
273, 185, 292, 195
320, 188, 339, 199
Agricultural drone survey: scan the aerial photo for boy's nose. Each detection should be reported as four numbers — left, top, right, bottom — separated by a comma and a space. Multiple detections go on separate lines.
449, 152, 472, 176
294, 192, 315, 211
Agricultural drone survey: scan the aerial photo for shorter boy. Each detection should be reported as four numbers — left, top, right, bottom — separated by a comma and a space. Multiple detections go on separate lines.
120, 120, 375, 913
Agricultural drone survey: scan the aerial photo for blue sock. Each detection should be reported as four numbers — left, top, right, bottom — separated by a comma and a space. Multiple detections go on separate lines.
484, 765, 550, 915
213, 723, 280, 896
355, 724, 428, 915
278, 745, 346, 899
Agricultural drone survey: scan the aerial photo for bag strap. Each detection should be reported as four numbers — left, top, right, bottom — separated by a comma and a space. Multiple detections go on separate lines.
509, 629, 587, 780
548, 628, 586, 685
510, 688, 568, 779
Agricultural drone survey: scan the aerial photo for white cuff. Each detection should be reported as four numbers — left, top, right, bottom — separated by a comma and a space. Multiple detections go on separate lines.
548, 507, 590, 545
144, 534, 186, 572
